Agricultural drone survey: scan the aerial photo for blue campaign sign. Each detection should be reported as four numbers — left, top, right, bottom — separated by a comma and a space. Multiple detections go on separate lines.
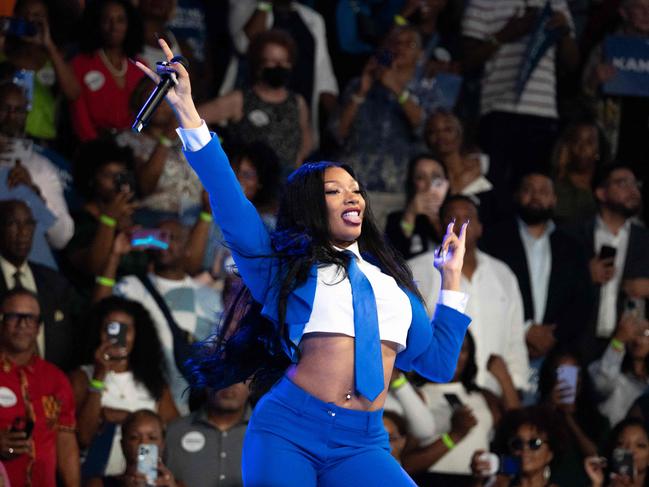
603, 35, 649, 97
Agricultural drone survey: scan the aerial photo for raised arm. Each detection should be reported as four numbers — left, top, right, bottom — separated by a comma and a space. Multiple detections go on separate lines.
134, 40, 276, 303
399, 221, 472, 380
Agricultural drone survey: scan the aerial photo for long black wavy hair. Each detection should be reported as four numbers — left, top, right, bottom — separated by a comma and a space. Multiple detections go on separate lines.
188, 161, 422, 396
84, 296, 167, 400
602, 418, 649, 487
538, 346, 607, 440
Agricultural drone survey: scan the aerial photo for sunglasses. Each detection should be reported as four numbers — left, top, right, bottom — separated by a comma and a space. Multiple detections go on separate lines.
508, 437, 545, 452
1, 312, 41, 327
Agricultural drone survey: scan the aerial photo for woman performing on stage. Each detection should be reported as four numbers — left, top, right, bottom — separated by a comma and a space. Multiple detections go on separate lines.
136, 40, 472, 487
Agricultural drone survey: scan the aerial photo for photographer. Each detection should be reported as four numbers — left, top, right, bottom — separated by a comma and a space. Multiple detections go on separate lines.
64, 138, 142, 292
68, 297, 177, 481
1, 0, 80, 143
85, 410, 180, 487
334, 25, 427, 224
585, 418, 649, 487
589, 314, 649, 427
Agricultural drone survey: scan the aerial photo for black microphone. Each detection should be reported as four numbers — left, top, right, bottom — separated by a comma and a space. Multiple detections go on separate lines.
132, 55, 189, 133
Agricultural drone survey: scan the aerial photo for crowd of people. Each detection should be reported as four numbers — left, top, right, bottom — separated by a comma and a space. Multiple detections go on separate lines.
0, 0, 649, 486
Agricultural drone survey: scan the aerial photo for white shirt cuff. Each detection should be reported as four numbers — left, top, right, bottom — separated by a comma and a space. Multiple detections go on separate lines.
439, 290, 468, 313
176, 120, 211, 152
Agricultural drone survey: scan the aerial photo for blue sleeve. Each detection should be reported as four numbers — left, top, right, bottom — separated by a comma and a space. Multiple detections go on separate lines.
183, 135, 276, 304
411, 305, 471, 382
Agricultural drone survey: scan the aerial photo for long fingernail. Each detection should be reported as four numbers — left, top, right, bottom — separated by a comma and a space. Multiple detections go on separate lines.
466, 219, 471, 225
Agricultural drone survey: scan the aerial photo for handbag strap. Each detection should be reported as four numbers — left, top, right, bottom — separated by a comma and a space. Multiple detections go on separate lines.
138, 274, 184, 338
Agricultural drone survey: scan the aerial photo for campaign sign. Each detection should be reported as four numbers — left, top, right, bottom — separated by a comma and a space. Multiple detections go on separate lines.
603, 35, 649, 97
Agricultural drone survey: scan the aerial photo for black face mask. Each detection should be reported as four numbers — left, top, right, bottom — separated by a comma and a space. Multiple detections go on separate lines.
260, 66, 291, 88
517, 204, 555, 225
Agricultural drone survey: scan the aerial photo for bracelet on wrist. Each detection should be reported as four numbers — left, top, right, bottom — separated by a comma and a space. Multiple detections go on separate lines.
89, 379, 105, 392
158, 135, 173, 148
400, 219, 415, 233
394, 14, 409, 26
96, 276, 116, 287
398, 90, 410, 105
389, 375, 407, 390
611, 338, 625, 352
257, 1, 272, 12
441, 432, 456, 450
199, 211, 213, 223
351, 93, 366, 105
99, 214, 117, 228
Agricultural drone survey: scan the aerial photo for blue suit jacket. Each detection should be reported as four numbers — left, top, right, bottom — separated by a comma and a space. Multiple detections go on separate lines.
184, 136, 471, 382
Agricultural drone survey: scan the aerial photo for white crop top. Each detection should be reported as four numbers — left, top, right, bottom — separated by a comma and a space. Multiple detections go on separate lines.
302, 243, 412, 351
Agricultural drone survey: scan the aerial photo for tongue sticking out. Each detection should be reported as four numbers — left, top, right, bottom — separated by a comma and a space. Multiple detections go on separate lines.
342, 212, 361, 224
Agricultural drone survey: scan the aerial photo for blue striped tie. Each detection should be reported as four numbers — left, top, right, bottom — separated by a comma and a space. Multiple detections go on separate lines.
344, 251, 384, 401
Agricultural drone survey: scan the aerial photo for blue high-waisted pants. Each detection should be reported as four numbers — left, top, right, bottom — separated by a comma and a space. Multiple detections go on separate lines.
241, 376, 416, 486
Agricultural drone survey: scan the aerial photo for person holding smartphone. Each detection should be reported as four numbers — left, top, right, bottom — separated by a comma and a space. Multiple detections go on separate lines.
69, 297, 178, 480
589, 314, 649, 427
585, 418, 649, 487
401, 333, 518, 483
85, 409, 179, 487
537, 348, 609, 486
385, 153, 448, 259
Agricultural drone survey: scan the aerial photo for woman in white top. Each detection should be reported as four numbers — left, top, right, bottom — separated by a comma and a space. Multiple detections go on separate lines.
402, 333, 519, 484
69, 296, 178, 478
590, 314, 649, 427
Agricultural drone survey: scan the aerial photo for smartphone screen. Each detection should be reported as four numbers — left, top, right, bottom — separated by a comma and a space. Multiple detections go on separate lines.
499, 455, 522, 476
137, 443, 158, 485
131, 229, 169, 250
556, 364, 579, 404
612, 448, 635, 479
106, 321, 127, 347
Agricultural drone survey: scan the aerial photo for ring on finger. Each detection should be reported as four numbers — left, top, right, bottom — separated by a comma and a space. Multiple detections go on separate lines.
103, 353, 110, 361
8, 447, 14, 454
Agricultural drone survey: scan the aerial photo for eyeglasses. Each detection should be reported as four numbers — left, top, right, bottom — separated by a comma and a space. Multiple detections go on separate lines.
508, 437, 545, 452
1, 312, 41, 327
609, 177, 642, 190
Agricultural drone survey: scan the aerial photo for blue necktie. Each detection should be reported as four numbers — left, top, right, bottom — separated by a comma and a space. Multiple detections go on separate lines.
344, 251, 384, 401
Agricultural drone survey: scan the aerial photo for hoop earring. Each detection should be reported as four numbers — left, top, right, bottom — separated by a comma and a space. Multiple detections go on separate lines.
543, 465, 551, 481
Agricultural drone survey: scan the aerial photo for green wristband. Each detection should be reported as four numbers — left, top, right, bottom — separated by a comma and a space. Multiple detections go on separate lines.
99, 214, 117, 228
158, 135, 173, 148
199, 211, 213, 223
398, 90, 410, 105
611, 338, 625, 352
95, 276, 116, 287
441, 433, 456, 450
394, 14, 409, 26
89, 379, 105, 391
390, 375, 408, 390
257, 1, 272, 12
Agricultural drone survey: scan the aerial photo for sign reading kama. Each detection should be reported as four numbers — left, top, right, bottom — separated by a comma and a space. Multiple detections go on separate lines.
603, 35, 649, 97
